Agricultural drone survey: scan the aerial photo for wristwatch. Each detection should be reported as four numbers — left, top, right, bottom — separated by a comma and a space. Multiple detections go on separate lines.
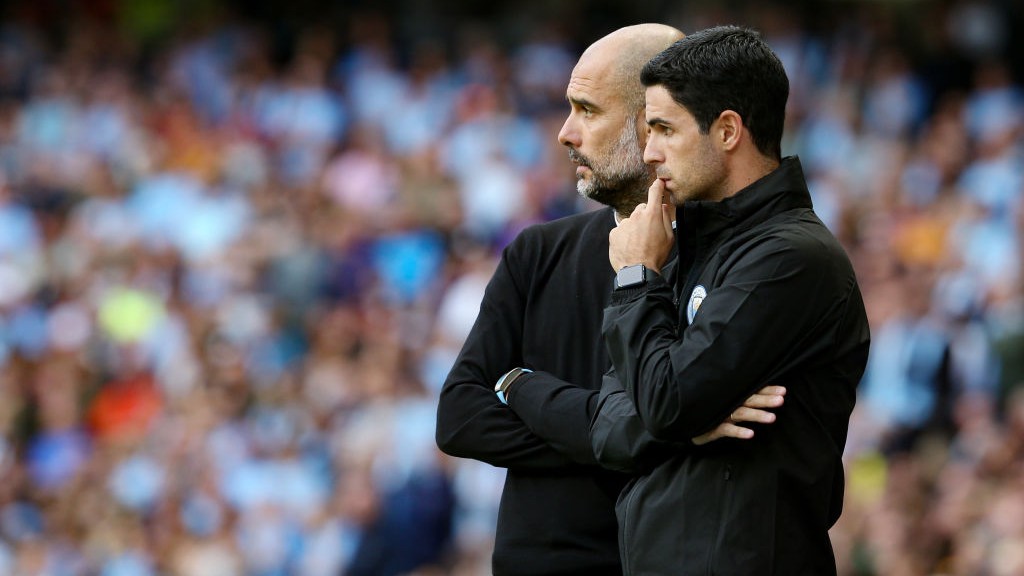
614, 264, 658, 290
495, 367, 532, 405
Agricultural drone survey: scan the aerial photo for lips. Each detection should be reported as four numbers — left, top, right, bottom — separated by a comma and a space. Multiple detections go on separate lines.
568, 149, 591, 169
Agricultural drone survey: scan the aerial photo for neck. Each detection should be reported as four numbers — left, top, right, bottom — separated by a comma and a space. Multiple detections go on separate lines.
721, 155, 781, 201
611, 183, 653, 221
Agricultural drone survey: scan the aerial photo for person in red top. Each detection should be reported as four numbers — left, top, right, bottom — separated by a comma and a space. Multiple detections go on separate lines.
88, 371, 162, 442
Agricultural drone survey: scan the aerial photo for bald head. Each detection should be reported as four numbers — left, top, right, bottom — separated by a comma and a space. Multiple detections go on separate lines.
580, 24, 684, 111
558, 23, 684, 216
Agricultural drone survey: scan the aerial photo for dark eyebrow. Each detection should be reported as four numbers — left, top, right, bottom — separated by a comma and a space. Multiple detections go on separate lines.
647, 117, 670, 128
568, 96, 599, 111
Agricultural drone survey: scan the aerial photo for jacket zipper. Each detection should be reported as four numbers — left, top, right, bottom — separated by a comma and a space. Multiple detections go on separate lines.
707, 464, 733, 575
620, 476, 646, 576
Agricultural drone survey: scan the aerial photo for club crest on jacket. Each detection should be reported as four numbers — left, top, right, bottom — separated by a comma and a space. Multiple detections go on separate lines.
687, 285, 707, 325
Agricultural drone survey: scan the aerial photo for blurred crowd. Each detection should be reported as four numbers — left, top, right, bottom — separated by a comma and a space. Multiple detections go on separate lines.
0, 0, 1022, 574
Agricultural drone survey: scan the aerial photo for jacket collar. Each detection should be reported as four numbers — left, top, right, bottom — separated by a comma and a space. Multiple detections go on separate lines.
675, 156, 812, 242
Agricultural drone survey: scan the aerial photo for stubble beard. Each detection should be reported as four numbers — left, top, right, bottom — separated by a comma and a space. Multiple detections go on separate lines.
679, 134, 729, 204
572, 119, 652, 215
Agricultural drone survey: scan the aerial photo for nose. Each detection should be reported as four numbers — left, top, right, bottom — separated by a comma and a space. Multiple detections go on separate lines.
643, 136, 662, 165
558, 114, 579, 148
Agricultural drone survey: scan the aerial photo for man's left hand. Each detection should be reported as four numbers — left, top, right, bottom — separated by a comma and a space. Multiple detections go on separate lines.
691, 386, 787, 445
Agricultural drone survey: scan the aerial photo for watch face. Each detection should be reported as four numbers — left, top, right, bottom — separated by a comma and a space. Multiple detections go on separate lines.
617, 265, 646, 288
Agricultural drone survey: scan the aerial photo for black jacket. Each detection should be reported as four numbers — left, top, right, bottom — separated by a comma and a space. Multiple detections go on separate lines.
436, 207, 628, 576
593, 157, 870, 575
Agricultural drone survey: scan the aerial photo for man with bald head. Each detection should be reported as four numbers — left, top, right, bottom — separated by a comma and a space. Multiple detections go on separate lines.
436, 24, 783, 575
558, 24, 678, 219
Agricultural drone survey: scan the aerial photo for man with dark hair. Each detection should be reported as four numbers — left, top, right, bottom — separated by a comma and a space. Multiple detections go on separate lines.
593, 25, 870, 575
435, 24, 786, 576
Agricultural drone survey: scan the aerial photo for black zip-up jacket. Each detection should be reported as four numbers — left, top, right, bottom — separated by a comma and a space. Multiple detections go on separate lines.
436, 207, 628, 576
593, 157, 870, 575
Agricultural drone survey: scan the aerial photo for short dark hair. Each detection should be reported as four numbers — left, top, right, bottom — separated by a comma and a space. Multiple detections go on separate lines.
640, 25, 789, 160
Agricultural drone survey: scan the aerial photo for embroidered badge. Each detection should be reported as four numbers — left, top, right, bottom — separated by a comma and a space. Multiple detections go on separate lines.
687, 285, 707, 325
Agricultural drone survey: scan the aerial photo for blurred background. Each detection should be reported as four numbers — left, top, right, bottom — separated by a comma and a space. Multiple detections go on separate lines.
0, 0, 1022, 574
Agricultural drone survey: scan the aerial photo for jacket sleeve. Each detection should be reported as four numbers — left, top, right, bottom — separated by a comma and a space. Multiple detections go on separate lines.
590, 368, 681, 473
505, 371, 600, 465
435, 239, 577, 470
603, 235, 854, 442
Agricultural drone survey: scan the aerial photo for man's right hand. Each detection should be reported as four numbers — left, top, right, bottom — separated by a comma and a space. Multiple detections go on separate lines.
691, 386, 786, 446
608, 179, 674, 273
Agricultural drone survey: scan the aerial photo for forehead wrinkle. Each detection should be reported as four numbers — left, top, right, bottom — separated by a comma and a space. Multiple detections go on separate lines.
567, 75, 602, 105
566, 49, 619, 104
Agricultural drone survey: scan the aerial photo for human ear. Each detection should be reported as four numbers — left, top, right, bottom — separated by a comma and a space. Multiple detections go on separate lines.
715, 110, 743, 151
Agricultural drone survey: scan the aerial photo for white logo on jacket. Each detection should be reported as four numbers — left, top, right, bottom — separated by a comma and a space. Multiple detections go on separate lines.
687, 285, 707, 325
